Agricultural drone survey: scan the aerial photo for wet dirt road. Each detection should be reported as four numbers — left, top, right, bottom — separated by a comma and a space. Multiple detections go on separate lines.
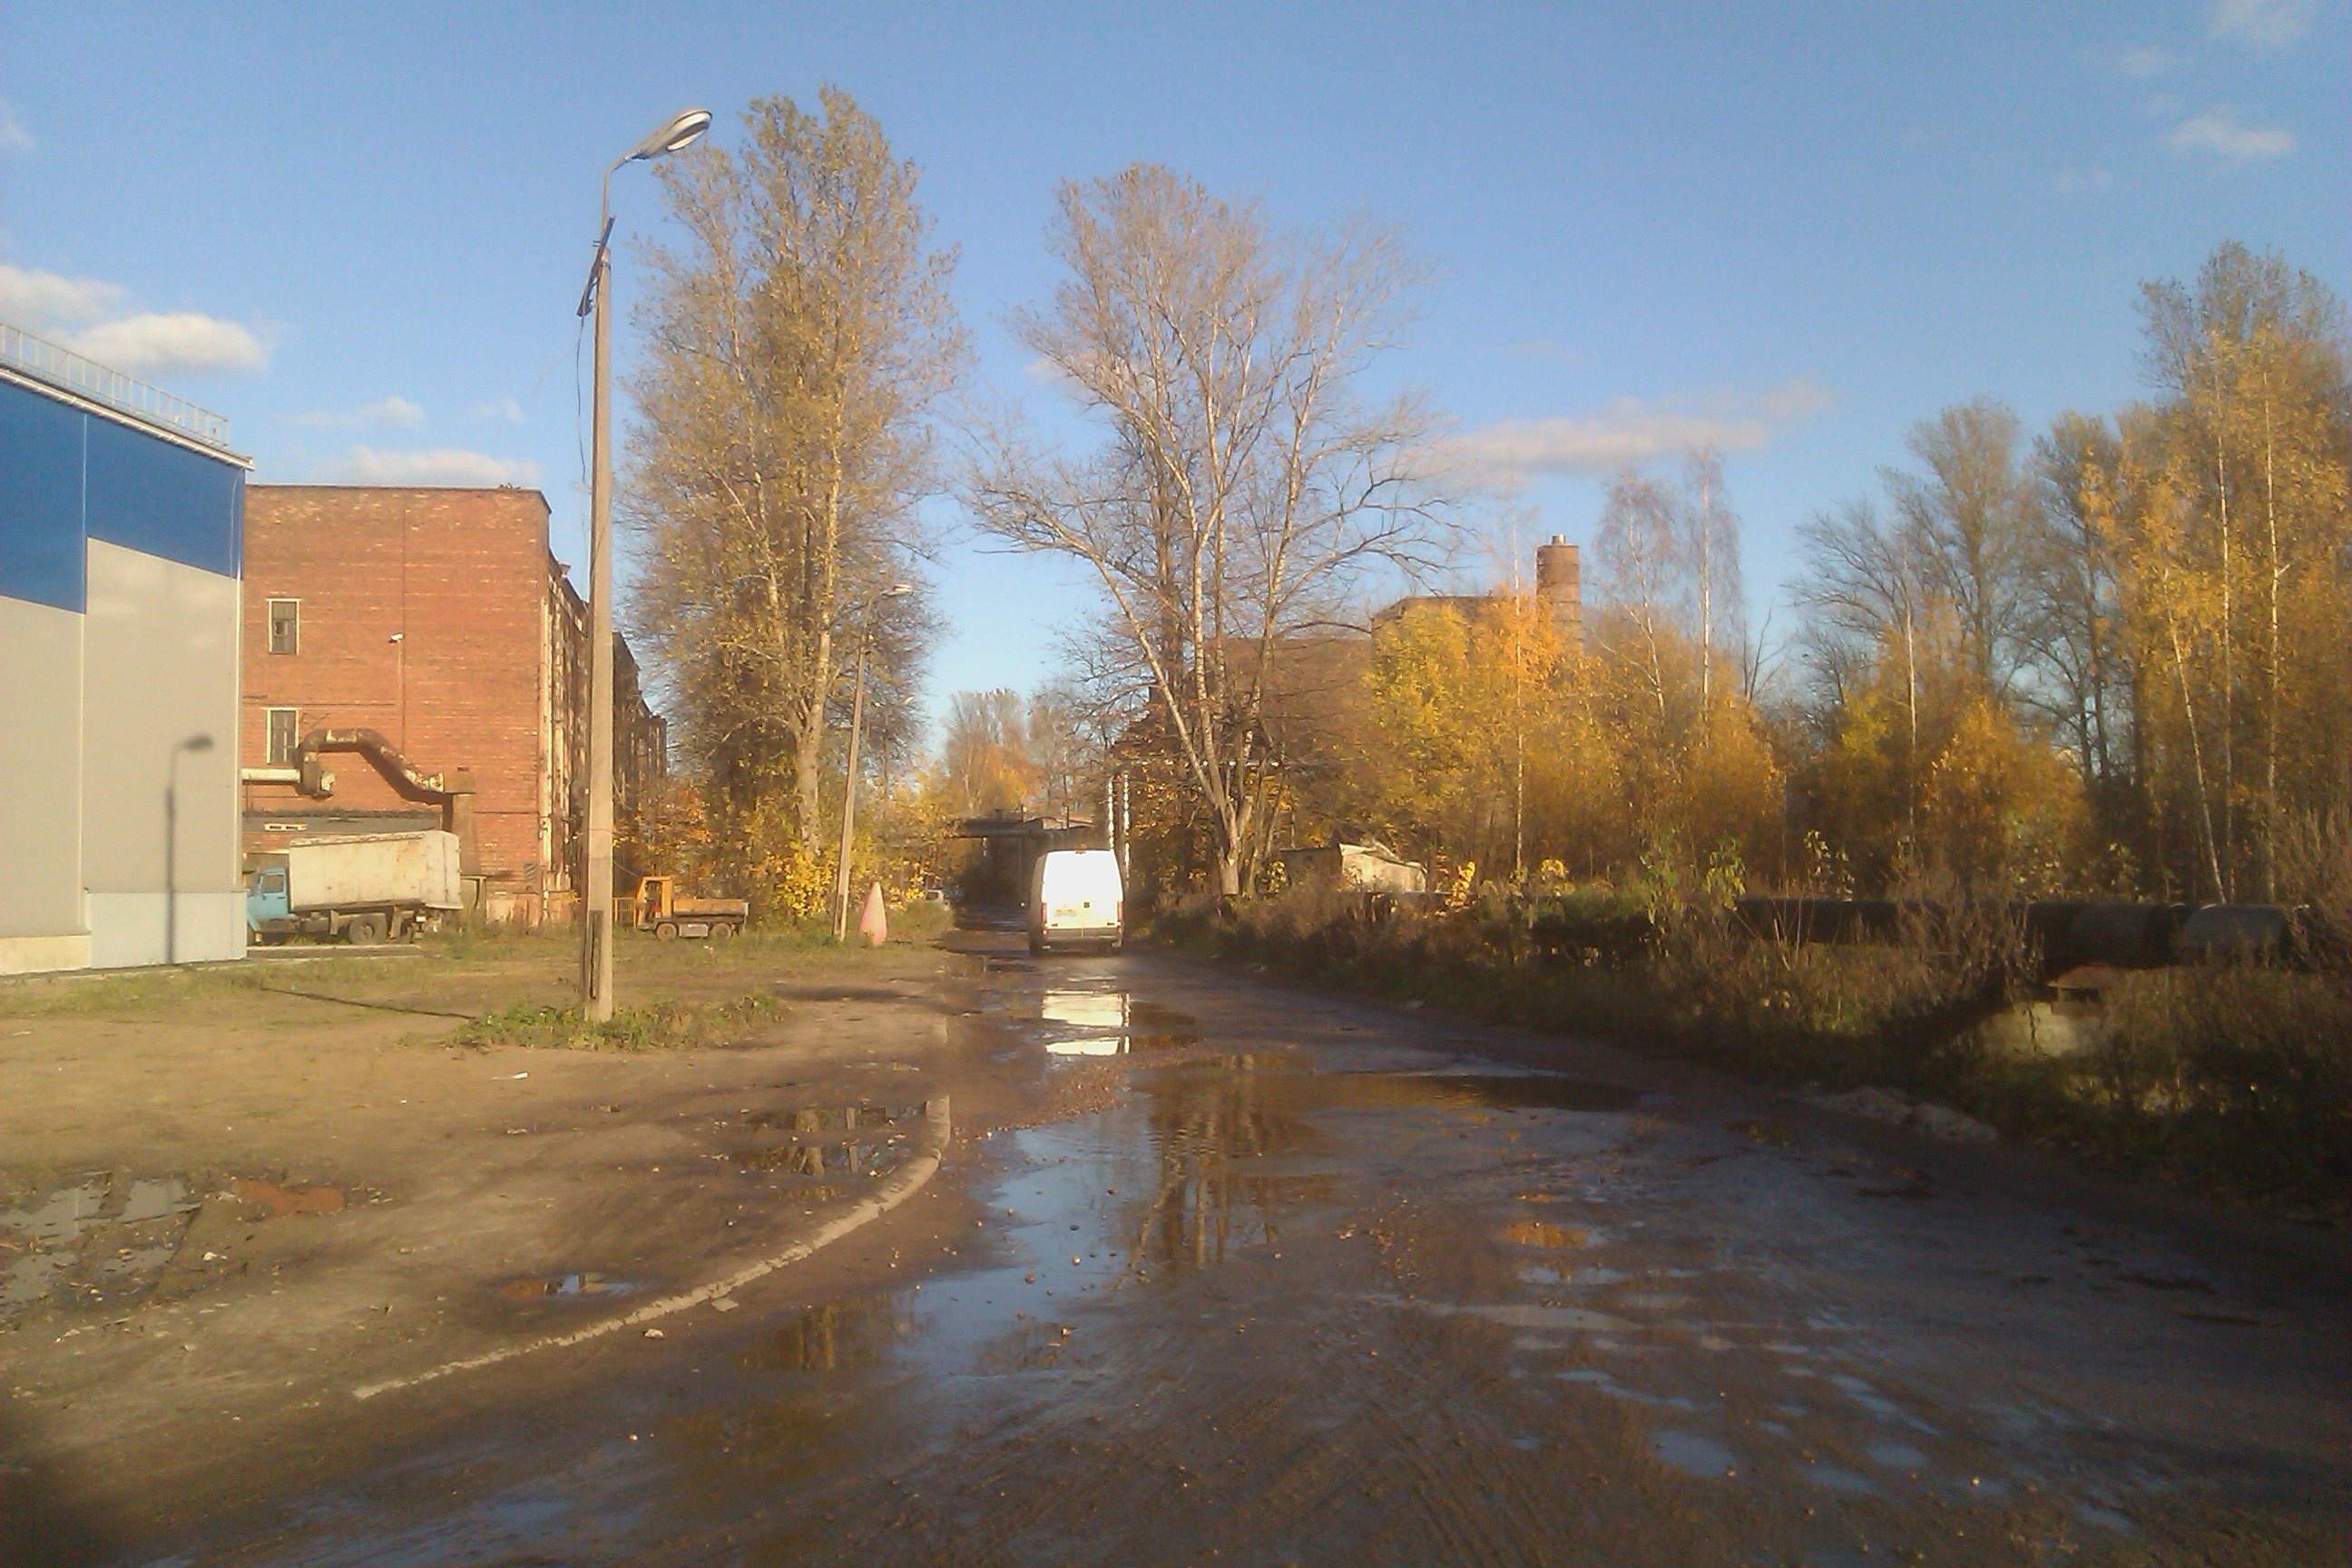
134, 945, 2351, 1566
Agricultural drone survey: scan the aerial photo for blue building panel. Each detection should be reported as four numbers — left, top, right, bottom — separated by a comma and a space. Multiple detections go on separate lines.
0, 376, 88, 612
84, 413, 242, 579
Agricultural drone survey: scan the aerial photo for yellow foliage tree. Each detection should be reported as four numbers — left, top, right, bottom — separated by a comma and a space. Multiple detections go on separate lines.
1920, 694, 2088, 893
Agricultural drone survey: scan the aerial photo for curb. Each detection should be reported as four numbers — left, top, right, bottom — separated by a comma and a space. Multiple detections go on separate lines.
353, 1094, 952, 1401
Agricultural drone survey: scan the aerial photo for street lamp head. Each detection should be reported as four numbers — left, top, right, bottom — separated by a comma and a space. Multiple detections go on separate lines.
624, 108, 713, 164
883, 582, 915, 598
178, 734, 216, 754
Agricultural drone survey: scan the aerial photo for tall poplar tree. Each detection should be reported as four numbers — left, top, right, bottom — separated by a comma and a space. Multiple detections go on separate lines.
623, 90, 962, 899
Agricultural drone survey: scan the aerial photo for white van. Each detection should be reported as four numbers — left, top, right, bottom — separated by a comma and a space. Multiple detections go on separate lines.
1029, 849, 1123, 955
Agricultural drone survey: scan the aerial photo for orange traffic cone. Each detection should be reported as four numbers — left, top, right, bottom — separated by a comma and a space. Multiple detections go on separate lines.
858, 882, 888, 946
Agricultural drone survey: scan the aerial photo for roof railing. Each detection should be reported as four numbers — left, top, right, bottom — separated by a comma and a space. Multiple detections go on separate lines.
0, 321, 234, 449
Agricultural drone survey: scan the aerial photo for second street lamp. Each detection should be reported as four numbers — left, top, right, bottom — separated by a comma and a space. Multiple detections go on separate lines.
578, 106, 710, 1024
833, 583, 913, 942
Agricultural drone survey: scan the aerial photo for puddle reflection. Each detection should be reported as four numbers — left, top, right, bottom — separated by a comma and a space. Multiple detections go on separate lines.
495, 1271, 643, 1303
1035, 988, 1204, 1055
743, 1103, 919, 1133
703, 1055, 1643, 1396
730, 1143, 905, 1178
737, 1295, 913, 1374
730, 1102, 922, 1181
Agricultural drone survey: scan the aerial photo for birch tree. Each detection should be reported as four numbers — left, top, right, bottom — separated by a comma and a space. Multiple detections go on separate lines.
1681, 449, 1744, 715
2122, 243, 2351, 897
967, 165, 1451, 894
1592, 469, 1685, 740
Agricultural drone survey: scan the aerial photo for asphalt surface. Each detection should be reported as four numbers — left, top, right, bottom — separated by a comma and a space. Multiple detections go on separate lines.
108, 942, 2352, 1565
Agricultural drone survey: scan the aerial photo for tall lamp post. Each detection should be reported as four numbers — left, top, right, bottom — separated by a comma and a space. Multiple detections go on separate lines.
832, 583, 913, 942
577, 107, 710, 1023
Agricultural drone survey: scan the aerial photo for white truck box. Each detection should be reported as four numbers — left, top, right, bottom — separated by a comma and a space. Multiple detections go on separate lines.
282, 830, 462, 912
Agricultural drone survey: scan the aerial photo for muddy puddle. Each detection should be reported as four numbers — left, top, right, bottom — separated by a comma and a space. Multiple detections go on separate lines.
742, 1102, 921, 1132
730, 1142, 905, 1178
709, 1050, 1649, 1396
1031, 988, 1204, 1055
2, 1168, 362, 1322
495, 1271, 644, 1303
728, 1102, 924, 1181
736, 1294, 915, 1373
767, 984, 911, 1005
1132, 1060, 1642, 1118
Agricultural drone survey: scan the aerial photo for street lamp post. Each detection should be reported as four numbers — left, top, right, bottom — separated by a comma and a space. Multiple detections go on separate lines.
832, 583, 913, 942
577, 107, 710, 1024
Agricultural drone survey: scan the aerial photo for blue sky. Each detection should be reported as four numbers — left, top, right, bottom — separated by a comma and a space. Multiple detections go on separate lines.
5, 2, 2344, 731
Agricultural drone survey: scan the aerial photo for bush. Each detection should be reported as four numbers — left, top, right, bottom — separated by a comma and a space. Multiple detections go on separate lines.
2093, 965, 2352, 1197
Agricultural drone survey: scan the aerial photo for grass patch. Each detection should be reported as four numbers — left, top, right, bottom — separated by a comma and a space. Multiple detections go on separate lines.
451, 990, 783, 1053
0, 966, 233, 1018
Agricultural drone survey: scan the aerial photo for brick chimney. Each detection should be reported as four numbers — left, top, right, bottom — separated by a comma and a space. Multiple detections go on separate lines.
1535, 535, 1581, 649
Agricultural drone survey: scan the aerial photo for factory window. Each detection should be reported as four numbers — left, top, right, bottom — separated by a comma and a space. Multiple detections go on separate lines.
268, 598, 299, 654
267, 708, 300, 765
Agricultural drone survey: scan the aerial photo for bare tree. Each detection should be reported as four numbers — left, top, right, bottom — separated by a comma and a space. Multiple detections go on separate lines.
1882, 397, 2034, 699
967, 165, 1452, 894
625, 89, 962, 870
2024, 411, 2129, 793
1794, 495, 1938, 838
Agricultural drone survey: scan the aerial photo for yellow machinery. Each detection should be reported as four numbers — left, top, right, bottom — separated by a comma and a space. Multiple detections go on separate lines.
625, 876, 749, 940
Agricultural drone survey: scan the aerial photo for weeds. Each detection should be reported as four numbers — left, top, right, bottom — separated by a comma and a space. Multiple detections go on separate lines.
1152, 881, 2352, 1210
451, 990, 782, 1053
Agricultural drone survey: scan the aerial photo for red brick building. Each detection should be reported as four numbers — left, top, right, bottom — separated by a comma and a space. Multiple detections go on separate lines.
238, 485, 664, 925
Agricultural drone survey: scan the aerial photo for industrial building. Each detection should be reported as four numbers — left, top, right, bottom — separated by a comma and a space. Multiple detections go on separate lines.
238, 485, 665, 926
1372, 535, 1581, 645
0, 328, 250, 974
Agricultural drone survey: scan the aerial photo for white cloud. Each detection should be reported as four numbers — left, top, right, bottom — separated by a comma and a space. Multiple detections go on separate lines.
2209, 0, 2314, 48
0, 263, 127, 328
316, 446, 541, 487
2168, 106, 2297, 162
1754, 377, 1836, 422
469, 394, 525, 423
1, 263, 267, 377
1439, 377, 1835, 484
2053, 165, 2117, 193
64, 312, 268, 377
291, 397, 426, 430
0, 98, 32, 155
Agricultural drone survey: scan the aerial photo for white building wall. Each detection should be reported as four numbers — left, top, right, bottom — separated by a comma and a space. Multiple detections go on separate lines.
0, 594, 89, 973
81, 539, 245, 967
